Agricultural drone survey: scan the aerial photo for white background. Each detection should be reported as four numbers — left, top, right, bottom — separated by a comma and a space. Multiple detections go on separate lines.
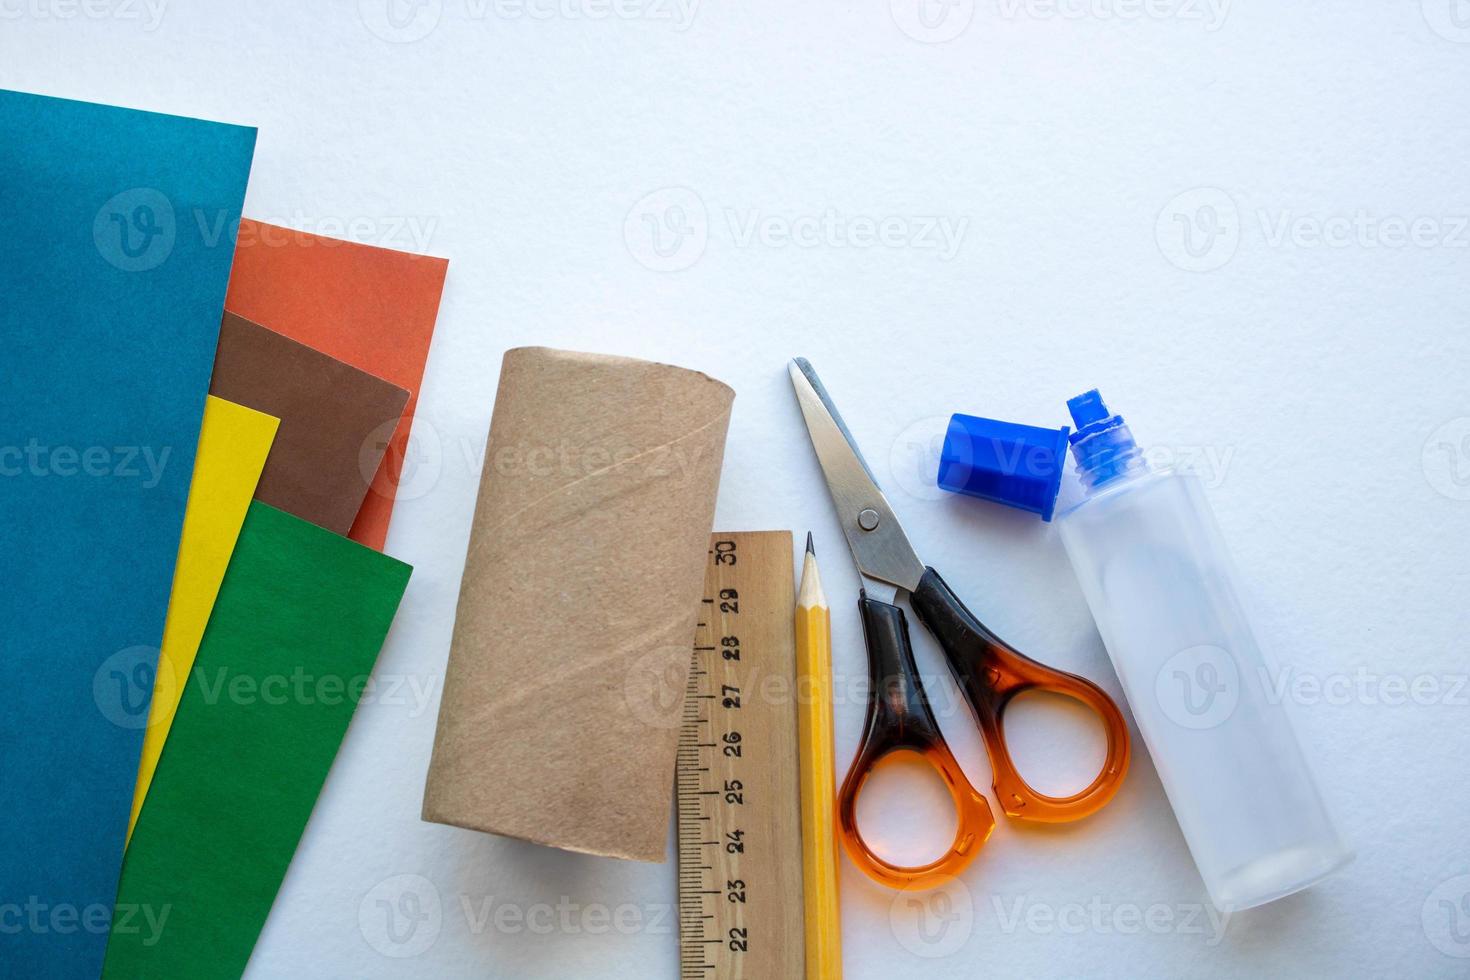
7, 1, 1469, 976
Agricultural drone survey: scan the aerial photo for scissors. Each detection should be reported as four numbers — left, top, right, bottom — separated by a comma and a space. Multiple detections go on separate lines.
789, 358, 1131, 890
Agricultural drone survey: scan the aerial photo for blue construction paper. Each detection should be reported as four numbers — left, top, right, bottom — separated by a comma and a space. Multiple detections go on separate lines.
0, 90, 255, 979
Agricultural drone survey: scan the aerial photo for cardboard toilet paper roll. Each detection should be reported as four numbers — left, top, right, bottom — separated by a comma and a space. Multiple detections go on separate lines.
422, 347, 734, 861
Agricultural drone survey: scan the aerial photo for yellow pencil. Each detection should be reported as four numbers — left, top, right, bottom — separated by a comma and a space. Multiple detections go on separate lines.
796, 533, 842, 980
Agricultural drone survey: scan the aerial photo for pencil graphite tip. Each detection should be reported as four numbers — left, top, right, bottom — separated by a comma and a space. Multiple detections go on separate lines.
797, 533, 827, 610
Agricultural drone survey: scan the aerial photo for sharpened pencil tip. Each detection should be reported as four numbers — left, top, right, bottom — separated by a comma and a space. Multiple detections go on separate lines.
805, 531, 814, 555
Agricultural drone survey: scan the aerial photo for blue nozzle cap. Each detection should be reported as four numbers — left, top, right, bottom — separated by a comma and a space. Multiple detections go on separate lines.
1066, 389, 1143, 490
1067, 389, 1113, 429
937, 413, 1070, 521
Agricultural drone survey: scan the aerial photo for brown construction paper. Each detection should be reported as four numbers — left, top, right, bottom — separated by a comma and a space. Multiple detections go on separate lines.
224, 219, 448, 550
422, 347, 734, 861
209, 312, 410, 536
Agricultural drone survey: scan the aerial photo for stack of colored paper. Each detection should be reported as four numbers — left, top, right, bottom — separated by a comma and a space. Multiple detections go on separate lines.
0, 88, 448, 980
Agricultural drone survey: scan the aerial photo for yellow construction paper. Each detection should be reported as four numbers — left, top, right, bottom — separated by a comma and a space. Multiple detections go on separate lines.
127, 395, 279, 840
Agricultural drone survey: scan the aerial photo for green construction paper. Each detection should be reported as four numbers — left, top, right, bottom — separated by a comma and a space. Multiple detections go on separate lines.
101, 501, 411, 979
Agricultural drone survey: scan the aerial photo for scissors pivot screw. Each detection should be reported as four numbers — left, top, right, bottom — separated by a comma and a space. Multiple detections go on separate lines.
857, 508, 880, 531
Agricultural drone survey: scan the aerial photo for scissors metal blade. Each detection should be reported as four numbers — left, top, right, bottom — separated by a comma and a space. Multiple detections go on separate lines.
789, 358, 927, 592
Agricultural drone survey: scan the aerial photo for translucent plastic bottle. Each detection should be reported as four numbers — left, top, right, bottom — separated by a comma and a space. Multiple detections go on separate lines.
1055, 390, 1352, 911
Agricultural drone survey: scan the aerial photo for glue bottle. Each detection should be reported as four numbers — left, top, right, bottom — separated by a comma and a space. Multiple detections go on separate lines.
1054, 390, 1351, 910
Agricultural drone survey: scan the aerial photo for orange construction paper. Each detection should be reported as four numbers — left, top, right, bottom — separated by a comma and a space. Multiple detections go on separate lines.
224, 219, 448, 551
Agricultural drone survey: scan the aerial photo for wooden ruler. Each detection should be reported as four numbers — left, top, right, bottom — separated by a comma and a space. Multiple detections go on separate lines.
677, 532, 805, 979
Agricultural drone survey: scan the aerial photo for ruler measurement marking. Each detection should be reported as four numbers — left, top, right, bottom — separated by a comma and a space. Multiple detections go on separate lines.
676, 532, 805, 980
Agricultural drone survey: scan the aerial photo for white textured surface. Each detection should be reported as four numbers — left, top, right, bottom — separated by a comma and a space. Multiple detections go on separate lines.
8, 3, 1470, 976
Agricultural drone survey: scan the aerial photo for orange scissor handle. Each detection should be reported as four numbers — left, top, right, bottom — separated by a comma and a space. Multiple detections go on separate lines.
836, 592, 996, 891
909, 567, 1131, 823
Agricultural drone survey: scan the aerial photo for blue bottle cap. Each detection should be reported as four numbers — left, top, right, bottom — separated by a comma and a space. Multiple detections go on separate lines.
1066, 389, 1144, 490
937, 413, 1070, 521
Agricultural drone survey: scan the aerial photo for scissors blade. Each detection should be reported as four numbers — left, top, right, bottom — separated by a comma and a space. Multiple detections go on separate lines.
789, 358, 927, 592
